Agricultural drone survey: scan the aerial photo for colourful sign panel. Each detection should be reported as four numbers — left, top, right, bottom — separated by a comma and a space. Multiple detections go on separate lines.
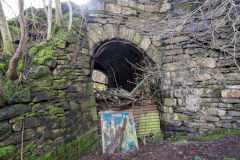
101, 112, 139, 153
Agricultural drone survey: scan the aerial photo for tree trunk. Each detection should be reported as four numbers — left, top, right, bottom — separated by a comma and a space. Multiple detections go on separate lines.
0, 0, 14, 55
47, 0, 52, 40
67, 0, 72, 31
55, 0, 62, 26
42, 0, 48, 18
0, 82, 4, 107
7, 0, 27, 80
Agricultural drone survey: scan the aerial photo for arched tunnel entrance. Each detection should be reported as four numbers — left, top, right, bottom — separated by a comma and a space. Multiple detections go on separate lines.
91, 39, 147, 91
90, 39, 163, 143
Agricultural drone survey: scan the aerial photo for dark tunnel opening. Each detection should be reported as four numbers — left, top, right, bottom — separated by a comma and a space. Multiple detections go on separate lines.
91, 40, 149, 92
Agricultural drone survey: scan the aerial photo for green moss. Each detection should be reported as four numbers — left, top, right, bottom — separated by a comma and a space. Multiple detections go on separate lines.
0, 145, 15, 159
29, 41, 57, 65
26, 113, 36, 118
0, 79, 15, 101
172, 2, 199, 12
169, 128, 240, 142
9, 26, 21, 35
64, 69, 75, 73
49, 107, 64, 115
25, 129, 98, 160
0, 53, 11, 73
16, 60, 24, 72
0, 64, 5, 72
7, 17, 18, 25
24, 142, 35, 152
198, 128, 240, 141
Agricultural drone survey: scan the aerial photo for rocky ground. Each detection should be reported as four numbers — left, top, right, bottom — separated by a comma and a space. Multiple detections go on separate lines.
81, 136, 240, 160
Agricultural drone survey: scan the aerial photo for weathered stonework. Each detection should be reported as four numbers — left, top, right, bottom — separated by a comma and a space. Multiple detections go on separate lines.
85, 0, 240, 140
0, 0, 239, 159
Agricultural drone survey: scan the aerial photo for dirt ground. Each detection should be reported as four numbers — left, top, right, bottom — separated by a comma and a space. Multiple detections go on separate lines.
81, 136, 240, 160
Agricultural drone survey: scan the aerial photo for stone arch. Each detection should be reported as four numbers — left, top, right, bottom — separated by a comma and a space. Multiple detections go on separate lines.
90, 38, 152, 91
87, 24, 161, 66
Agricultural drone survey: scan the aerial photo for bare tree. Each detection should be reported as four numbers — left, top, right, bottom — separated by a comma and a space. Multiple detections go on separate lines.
7, 0, 27, 80
67, 0, 72, 31
42, 0, 48, 18
55, 0, 62, 26
47, 0, 52, 40
0, 0, 14, 54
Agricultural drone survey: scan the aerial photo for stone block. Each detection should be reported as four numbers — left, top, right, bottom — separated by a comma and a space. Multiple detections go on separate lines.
137, 4, 144, 10
2, 129, 35, 146
219, 103, 233, 109
206, 108, 226, 116
0, 122, 12, 140
105, 3, 121, 14
12, 121, 22, 132
223, 123, 232, 128
228, 111, 240, 117
195, 73, 211, 81
173, 54, 190, 61
162, 113, 173, 120
8, 89, 31, 104
33, 91, 53, 103
221, 90, 240, 98
166, 36, 189, 44
163, 62, 181, 71
162, 106, 173, 113
25, 117, 41, 128
129, 1, 137, 8
186, 95, 200, 107
198, 58, 216, 68
160, 2, 171, 13
140, 37, 151, 50
225, 73, 240, 81
164, 98, 177, 106
226, 85, 240, 89
103, 23, 117, 39
163, 49, 184, 56
29, 66, 50, 79
163, 120, 182, 127
200, 116, 219, 122
144, 4, 159, 12
122, 7, 137, 15
133, 33, 141, 44
0, 104, 28, 121
173, 113, 189, 121
117, 0, 129, 6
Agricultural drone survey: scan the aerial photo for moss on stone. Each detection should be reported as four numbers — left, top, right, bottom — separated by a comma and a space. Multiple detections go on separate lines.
169, 128, 240, 142
0, 145, 15, 159
30, 42, 57, 65
24, 142, 35, 152
49, 107, 64, 115
25, 129, 99, 160
0, 79, 15, 101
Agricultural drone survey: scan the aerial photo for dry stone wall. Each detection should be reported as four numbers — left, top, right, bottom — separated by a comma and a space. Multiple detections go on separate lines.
85, 0, 240, 139
0, 0, 239, 159
0, 24, 98, 159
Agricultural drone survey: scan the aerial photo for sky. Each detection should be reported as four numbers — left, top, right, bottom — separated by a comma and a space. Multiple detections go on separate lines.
2, 0, 91, 19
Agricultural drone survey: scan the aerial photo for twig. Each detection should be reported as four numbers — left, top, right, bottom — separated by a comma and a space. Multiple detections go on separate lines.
20, 118, 25, 160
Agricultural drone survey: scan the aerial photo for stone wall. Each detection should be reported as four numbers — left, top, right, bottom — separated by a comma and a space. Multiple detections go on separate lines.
0, 0, 239, 159
85, 0, 240, 139
0, 14, 99, 159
